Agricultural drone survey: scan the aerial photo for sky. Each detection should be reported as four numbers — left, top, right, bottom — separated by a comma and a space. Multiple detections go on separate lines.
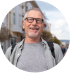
35, 0, 70, 40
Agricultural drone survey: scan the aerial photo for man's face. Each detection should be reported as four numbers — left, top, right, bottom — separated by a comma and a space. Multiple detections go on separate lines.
23, 10, 44, 38
62, 45, 65, 48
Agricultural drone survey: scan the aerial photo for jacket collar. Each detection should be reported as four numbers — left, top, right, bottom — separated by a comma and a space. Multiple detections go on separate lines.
17, 38, 47, 50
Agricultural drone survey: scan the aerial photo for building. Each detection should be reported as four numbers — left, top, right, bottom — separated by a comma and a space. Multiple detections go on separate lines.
1, 1, 40, 53
0, 3, 24, 53
47, 23, 51, 32
0, 23, 11, 53
1, 1, 50, 53
44, 23, 51, 32
9, 4, 24, 44
1, 3, 24, 53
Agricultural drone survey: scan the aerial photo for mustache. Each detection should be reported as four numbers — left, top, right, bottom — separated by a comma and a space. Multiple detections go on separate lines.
29, 26, 39, 29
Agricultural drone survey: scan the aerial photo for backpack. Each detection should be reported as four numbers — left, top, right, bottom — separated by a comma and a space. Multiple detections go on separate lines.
11, 44, 16, 54
47, 42, 55, 58
11, 42, 55, 58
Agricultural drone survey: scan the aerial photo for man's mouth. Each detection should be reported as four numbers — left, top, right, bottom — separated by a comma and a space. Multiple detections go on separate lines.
29, 27, 39, 30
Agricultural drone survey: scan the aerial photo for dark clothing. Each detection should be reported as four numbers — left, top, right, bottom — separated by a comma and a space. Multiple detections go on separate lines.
61, 48, 66, 56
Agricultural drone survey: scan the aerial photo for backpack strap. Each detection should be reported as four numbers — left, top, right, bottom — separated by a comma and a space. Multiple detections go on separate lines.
47, 42, 55, 58
11, 44, 16, 54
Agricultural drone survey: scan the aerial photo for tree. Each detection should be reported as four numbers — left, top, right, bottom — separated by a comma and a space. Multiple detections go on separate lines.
41, 31, 61, 45
41, 31, 53, 41
53, 37, 61, 45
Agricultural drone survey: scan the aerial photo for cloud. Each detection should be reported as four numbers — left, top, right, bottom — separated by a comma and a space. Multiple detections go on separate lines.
44, 11, 70, 40
43, 11, 67, 29
44, 11, 65, 20
36, 1, 58, 11
36, 0, 70, 40
53, 19, 67, 29
64, 25, 70, 32
51, 30, 70, 40
51, 29, 62, 37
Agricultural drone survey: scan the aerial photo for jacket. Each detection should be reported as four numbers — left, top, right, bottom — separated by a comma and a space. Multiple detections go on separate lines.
5, 38, 63, 70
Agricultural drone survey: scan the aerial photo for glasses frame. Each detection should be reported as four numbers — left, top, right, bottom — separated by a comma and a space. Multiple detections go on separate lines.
25, 17, 44, 24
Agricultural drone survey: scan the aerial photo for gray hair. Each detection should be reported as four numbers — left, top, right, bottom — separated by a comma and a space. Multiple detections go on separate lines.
23, 8, 46, 23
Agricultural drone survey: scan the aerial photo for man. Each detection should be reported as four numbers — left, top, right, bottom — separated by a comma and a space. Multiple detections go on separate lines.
61, 44, 66, 56
5, 8, 63, 72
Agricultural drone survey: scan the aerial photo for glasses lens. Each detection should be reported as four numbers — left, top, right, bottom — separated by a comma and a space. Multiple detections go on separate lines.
26, 17, 43, 24
37, 19, 43, 24
27, 17, 33, 23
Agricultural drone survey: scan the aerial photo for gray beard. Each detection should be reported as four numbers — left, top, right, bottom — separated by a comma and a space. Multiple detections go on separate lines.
28, 31, 39, 38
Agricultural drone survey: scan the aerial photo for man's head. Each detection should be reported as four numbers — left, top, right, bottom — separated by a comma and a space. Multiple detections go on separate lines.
61, 45, 65, 49
22, 8, 45, 38
61, 42, 66, 49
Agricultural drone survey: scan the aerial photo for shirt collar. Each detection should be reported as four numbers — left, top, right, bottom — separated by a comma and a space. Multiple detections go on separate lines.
18, 38, 47, 50
41, 38, 47, 45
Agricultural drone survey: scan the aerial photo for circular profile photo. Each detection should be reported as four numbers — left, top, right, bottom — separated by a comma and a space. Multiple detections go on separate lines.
0, 0, 70, 72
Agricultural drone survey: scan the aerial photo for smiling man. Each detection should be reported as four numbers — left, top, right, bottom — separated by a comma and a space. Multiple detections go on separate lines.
22, 9, 44, 43
5, 8, 63, 72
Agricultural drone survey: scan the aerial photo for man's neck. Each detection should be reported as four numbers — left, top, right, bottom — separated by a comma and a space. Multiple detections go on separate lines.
24, 37, 41, 43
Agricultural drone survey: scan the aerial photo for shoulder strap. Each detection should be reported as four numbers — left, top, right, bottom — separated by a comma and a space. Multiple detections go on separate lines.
11, 44, 16, 54
47, 42, 55, 58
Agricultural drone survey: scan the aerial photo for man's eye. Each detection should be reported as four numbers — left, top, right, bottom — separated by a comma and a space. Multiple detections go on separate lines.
37, 19, 41, 21
37, 20, 40, 21
28, 18, 33, 20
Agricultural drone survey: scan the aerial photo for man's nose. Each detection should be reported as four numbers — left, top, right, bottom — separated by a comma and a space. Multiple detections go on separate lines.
32, 19, 37, 25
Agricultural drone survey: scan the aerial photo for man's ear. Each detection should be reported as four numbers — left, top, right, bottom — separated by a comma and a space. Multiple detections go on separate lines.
22, 20, 25, 29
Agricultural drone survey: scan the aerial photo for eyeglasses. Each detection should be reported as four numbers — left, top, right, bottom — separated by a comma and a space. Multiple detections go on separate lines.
25, 17, 43, 24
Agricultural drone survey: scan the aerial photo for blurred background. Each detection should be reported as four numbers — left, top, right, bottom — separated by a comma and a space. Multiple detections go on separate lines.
0, 0, 69, 56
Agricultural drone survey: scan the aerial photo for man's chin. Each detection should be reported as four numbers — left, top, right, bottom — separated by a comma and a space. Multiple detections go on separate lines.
29, 35, 38, 38
28, 33, 38, 38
